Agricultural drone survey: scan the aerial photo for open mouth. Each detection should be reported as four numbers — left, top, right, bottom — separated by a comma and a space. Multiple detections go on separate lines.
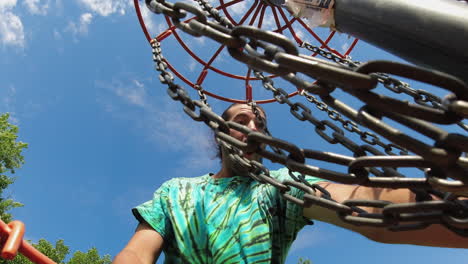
243, 152, 255, 159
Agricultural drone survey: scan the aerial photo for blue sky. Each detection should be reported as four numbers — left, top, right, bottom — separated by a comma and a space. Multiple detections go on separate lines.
1, 0, 467, 263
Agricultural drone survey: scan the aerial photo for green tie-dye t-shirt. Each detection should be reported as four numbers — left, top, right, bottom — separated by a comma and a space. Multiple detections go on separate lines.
133, 168, 324, 264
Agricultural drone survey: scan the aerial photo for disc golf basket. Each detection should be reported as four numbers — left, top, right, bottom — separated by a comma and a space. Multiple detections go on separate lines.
2, 0, 468, 263
134, 0, 360, 103
134, 0, 468, 235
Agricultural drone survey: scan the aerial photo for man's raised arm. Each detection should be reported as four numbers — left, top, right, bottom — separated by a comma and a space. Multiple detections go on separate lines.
303, 182, 468, 248
113, 222, 164, 264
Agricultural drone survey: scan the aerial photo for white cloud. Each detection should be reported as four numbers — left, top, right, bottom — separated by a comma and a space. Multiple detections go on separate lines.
194, 36, 206, 45
66, 13, 93, 37
0, 85, 19, 124
230, 1, 247, 16
98, 77, 218, 174
112, 79, 148, 107
0, 0, 17, 10
66, 0, 130, 40
339, 34, 355, 53
23, 0, 51, 15
145, 101, 219, 176
188, 59, 197, 72
291, 23, 312, 45
0, 12, 24, 47
0, 1, 25, 48
3, 85, 16, 104
185, 34, 206, 51
0, 84, 45, 124
53, 28, 62, 40
77, 0, 130, 16
341, 42, 350, 53
261, 16, 276, 31
140, 4, 166, 35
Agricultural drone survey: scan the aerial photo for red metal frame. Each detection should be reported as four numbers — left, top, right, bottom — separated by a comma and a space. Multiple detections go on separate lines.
133, 0, 359, 104
0, 219, 57, 264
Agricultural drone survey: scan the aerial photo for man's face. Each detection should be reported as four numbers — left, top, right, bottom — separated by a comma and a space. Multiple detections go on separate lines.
224, 104, 267, 161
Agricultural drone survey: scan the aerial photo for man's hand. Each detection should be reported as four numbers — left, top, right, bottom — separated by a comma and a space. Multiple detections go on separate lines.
303, 182, 468, 248
113, 222, 164, 264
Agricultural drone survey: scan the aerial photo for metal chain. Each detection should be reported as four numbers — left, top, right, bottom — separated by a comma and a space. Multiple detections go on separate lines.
300, 42, 361, 68
192, 0, 406, 156
194, 0, 234, 28
253, 69, 434, 206
192, 0, 285, 156
145, 0, 468, 236
300, 42, 468, 132
253, 70, 409, 156
194, 84, 210, 107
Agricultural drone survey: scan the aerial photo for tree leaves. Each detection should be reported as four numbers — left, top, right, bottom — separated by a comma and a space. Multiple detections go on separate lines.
0, 113, 27, 223
0, 113, 28, 176
0, 239, 111, 264
0, 113, 110, 264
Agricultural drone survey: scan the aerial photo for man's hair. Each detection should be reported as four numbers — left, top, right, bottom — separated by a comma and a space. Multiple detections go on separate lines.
220, 102, 267, 123
216, 103, 268, 159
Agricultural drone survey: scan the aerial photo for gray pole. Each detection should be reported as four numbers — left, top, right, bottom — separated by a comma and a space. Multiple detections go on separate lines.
334, 0, 468, 84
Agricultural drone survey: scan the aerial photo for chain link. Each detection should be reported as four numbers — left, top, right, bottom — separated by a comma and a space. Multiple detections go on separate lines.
254, 70, 409, 156
301, 42, 468, 132
194, 84, 210, 107
145, 0, 468, 236
194, 0, 234, 28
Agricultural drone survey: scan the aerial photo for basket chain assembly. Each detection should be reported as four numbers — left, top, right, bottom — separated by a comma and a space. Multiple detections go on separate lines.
146, 0, 468, 236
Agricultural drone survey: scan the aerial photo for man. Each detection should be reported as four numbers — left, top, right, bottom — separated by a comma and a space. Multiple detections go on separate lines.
113, 103, 468, 264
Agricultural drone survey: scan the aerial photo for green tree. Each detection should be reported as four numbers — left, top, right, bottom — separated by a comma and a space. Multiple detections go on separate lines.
1, 239, 111, 264
67, 248, 111, 264
1, 239, 69, 264
297, 257, 312, 264
0, 114, 110, 264
0, 113, 28, 223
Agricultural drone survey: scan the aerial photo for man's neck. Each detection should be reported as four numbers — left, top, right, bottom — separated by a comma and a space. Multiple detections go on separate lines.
212, 166, 233, 179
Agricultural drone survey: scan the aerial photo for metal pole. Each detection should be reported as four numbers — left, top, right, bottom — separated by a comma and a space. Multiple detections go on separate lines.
334, 0, 468, 84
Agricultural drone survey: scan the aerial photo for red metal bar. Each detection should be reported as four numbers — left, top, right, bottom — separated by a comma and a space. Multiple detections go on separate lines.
203, 44, 227, 75
257, 4, 268, 28
293, 14, 332, 48
248, 1, 265, 26
134, 0, 152, 43
20, 243, 57, 264
0, 219, 57, 264
245, 69, 253, 101
275, 7, 304, 45
317, 30, 344, 58
219, 0, 261, 26
237, 0, 260, 25
132, 0, 357, 103
345, 38, 360, 56
246, 84, 253, 102
271, 6, 283, 33
2, 221, 24, 259
196, 70, 209, 85
156, 29, 173, 42
165, 16, 254, 80
218, 0, 248, 26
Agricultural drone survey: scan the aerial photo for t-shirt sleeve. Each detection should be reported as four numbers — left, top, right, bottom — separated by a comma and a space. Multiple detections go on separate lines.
132, 181, 172, 239
272, 167, 326, 234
